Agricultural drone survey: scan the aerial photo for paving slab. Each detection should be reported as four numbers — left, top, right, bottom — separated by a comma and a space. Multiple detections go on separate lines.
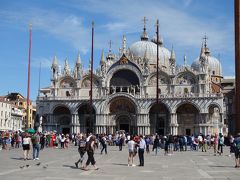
0, 145, 240, 180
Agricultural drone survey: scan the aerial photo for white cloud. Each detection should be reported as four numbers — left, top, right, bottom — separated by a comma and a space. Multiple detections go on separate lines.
69, 0, 233, 53
0, 0, 234, 69
32, 57, 52, 69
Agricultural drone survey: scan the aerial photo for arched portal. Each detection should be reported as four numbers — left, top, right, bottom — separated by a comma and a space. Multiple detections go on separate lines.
53, 106, 71, 134
78, 104, 96, 134
109, 97, 136, 134
176, 103, 199, 135
110, 69, 140, 94
149, 103, 169, 135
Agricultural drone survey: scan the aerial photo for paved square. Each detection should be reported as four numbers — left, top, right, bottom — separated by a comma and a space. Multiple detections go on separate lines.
0, 145, 240, 180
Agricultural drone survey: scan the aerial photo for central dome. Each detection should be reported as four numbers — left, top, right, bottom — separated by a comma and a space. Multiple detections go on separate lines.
129, 40, 171, 66
130, 41, 157, 63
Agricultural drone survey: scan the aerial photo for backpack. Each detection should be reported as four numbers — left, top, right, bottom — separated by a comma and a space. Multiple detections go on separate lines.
236, 143, 240, 153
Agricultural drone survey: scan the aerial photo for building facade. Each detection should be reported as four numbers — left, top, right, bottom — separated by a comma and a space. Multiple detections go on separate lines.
37, 21, 227, 136
0, 100, 11, 131
5, 93, 35, 129
0, 99, 23, 131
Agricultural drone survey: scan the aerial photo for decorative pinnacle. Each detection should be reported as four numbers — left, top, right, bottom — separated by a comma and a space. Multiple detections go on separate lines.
184, 54, 187, 66
203, 34, 208, 49
141, 17, 148, 41
100, 50, 105, 64
109, 40, 112, 53
142, 17, 148, 31
76, 51, 81, 65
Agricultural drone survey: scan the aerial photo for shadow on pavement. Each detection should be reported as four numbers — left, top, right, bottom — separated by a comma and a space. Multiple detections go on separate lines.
209, 165, 234, 168
111, 163, 128, 166
62, 164, 78, 169
10, 157, 24, 161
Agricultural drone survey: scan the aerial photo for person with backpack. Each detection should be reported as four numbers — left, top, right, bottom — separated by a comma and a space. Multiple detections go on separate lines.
233, 133, 240, 168
75, 134, 86, 168
32, 132, 41, 160
218, 133, 224, 155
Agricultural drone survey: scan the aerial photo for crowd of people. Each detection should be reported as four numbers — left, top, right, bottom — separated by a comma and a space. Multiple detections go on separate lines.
1, 130, 240, 169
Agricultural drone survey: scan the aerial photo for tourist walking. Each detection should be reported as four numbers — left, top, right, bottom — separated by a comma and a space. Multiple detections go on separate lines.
100, 134, 107, 154
229, 135, 235, 156
145, 136, 151, 154
153, 135, 160, 155
233, 133, 240, 168
22, 133, 32, 160
32, 132, 41, 160
82, 135, 98, 170
127, 136, 136, 166
218, 133, 224, 155
118, 135, 124, 151
75, 134, 86, 168
138, 135, 146, 166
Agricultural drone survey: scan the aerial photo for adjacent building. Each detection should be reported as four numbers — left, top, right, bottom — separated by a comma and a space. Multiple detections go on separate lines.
0, 97, 23, 131
5, 93, 36, 129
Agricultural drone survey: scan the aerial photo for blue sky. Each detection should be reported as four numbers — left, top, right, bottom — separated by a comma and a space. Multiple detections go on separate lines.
0, 0, 234, 101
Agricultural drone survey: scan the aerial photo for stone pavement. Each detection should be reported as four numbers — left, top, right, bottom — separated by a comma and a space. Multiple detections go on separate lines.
0, 145, 240, 180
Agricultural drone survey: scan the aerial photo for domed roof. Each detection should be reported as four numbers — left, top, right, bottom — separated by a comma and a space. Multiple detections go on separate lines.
191, 55, 222, 76
129, 40, 171, 66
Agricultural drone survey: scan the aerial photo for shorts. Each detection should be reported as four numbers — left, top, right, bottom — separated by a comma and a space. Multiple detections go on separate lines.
23, 144, 30, 150
129, 149, 134, 153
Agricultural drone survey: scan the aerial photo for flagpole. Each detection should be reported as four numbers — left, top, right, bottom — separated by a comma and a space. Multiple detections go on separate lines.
26, 23, 32, 130
89, 21, 94, 133
38, 62, 41, 96
156, 20, 159, 104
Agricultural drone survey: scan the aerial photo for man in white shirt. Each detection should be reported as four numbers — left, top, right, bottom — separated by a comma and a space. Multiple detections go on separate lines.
138, 135, 146, 166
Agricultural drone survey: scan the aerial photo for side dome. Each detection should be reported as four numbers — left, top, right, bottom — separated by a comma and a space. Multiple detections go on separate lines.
191, 58, 201, 71
191, 56, 222, 76
208, 56, 222, 76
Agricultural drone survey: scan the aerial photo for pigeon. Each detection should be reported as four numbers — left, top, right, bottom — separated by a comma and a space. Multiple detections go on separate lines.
35, 162, 41, 166
43, 164, 48, 169
19, 166, 25, 169
25, 165, 30, 168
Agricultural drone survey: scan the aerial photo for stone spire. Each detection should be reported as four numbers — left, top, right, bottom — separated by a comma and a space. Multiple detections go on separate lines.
51, 54, 58, 69
200, 42, 205, 59
107, 40, 115, 61
51, 54, 58, 80
75, 52, 83, 79
170, 46, 176, 61
122, 34, 127, 54
184, 54, 187, 66
141, 16, 149, 41
100, 50, 105, 65
76, 51, 82, 66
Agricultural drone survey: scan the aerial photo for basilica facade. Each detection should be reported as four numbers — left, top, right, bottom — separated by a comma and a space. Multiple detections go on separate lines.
36, 20, 227, 136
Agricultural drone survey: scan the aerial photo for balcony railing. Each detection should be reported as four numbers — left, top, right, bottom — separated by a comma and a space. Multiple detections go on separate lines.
37, 90, 223, 101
